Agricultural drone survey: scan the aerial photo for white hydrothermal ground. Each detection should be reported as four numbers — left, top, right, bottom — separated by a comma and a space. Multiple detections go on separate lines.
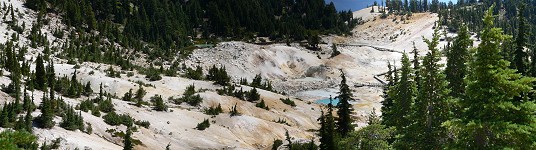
0, 0, 453, 149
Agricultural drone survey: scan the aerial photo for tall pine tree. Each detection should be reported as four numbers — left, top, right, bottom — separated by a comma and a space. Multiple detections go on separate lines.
513, 3, 528, 75
336, 70, 354, 137
318, 97, 337, 150
406, 25, 451, 149
35, 54, 46, 90
445, 25, 472, 99
446, 6, 536, 149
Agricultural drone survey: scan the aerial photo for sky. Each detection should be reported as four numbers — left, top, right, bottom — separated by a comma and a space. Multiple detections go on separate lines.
326, 0, 457, 12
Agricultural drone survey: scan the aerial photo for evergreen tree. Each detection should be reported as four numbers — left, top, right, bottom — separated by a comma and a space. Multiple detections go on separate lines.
411, 42, 421, 89
123, 128, 133, 150
381, 62, 396, 128
24, 106, 33, 133
67, 70, 80, 98
513, 3, 528, 75
98, 83, 104, 102
122, 89, 133, 102
246, 88, 260, 102
318, 97, 337, 150
135, 86, 146, 107
392, 53, 416, 133
150, 95, 167, 111
285, 129, 292, 149
36, 96, 54, 129
336, 70, 354, 137
0, 130, 39, 149
406, 25, 451, 149
83, 82, 93, 97
446, 7, 536, 149
338, 108, 394, 150
445, 25, 472, 99
60, 105, 84, 131
35, 54, 46, 90
251, 74, 263, 88
46, 60, 55, 100
331, 44, 341, 58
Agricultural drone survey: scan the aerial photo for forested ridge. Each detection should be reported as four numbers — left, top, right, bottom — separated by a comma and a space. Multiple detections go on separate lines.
25, 0, 357, 51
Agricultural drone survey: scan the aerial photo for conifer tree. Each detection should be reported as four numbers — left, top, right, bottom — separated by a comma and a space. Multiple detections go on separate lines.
98, 83, 104, 102
339, 108, 394, 150
246, 88, 260, 102
445, 25, 472, 99
36, 96, 54, 129
318, 97, 337, 150
122, 89, 133, 102
406, 25, 450, 149
390, 53, 416, 147
151, 95, 167, 111
411, 42, 421, 89
381, 62, 396, 127
46, 60, 55, 100
83, 82, 93, 97
331, 44, 341, 58
24, 106, 33, 132
15, 116, 25, 131
67, 70, 79, 98
285, 129, 292, 149
135, 87, 147, 107
123, 128, 133, 150
336, 70, 354, 137
35, 54, 46, 90
513, 3, 528, 75
446, 7, 536, 149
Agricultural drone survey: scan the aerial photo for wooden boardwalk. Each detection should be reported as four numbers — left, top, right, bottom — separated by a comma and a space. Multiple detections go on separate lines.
336, 44, 403, 54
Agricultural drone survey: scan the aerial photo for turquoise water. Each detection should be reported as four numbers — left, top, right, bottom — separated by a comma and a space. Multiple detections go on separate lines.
315, 98, 340, 105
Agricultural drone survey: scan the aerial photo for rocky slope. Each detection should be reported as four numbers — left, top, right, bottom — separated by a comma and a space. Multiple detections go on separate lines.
0, 1, 448, 149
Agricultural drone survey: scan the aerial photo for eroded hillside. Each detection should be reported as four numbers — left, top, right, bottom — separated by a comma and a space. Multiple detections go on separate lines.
0, 1, 446, 149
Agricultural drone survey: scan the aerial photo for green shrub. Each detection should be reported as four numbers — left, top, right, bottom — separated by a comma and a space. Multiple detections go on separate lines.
280, 98, 296, 107
204, 104, 223, 116
195, 119, 210, 130
255, 99, 269, 110
135, 120, 151, 128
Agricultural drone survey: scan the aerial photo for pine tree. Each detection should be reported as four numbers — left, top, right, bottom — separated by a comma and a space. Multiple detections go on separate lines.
390, 53, 416, 147
98, 83, 104, 102
340, 108, 394, 150
122, 89, 133, 101
83, 82, 93, 97
35, 54, 46, 90
285, 129, 292, 149
446, 7, 536, 149
123, 128, 133, 150
336, 70, 354, 137
318, 97, 337, 150
82, 0, 97, 30
514, 3, 528, 75
381, 62, 396, 128
46, 60, 55, 100
151, 95, 167, 111
24, 106, 33, 132
406, 25, 451, 149
67, 70, 79, 98
134, 86, 146, 107
331, 44, 340, 58
36, 96, 54, 129
246, 88, 260, 102
445, 25, 472, 99
411, 42, 421, 89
